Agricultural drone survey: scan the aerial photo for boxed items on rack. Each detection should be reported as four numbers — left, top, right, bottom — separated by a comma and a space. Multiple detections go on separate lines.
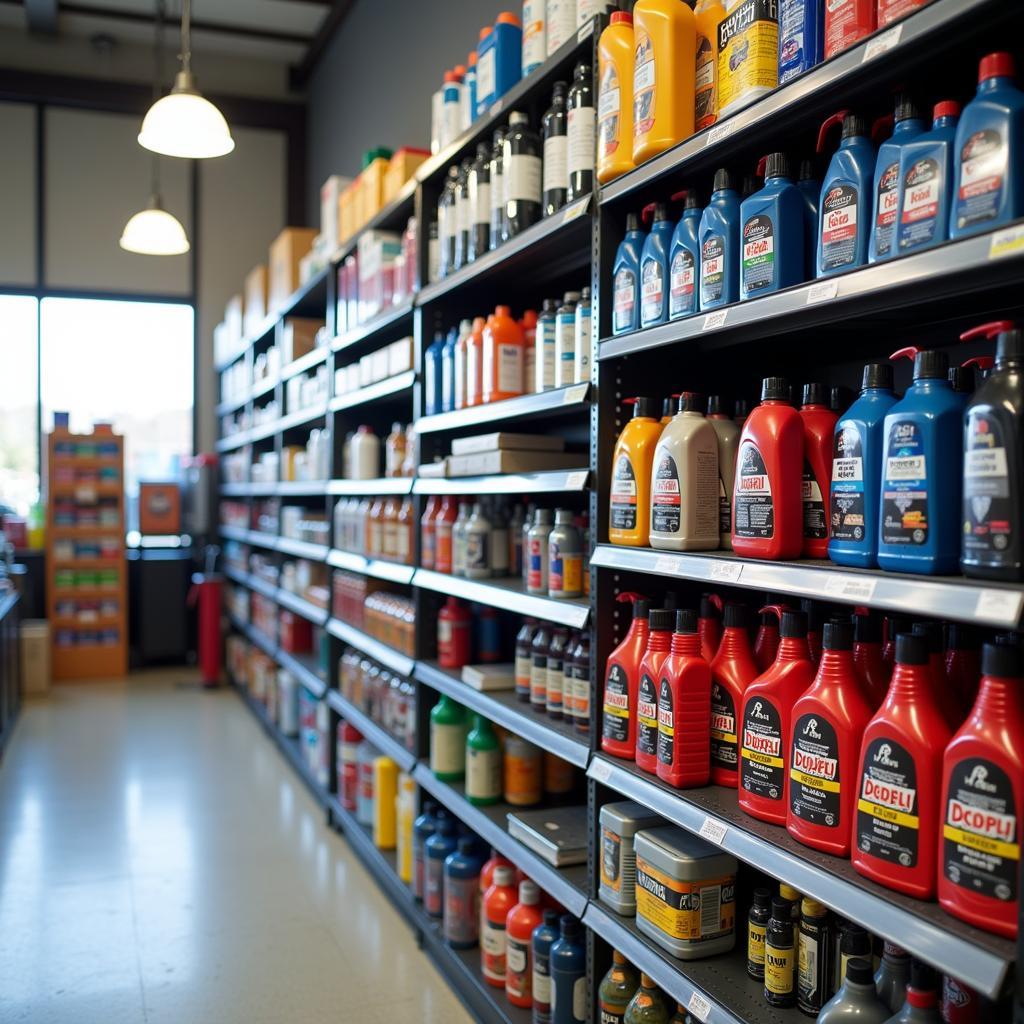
243, 265, 268, 335
268, 227, 317, 313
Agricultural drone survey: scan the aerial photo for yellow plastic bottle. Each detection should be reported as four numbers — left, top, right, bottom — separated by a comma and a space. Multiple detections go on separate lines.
694, 0, 726, 131
395, 772, 415, 883
597, 10, 636, 184
608, 397, 664, 547
372, 756, 398, 849
631, 0, 697, 166
716, 0, 779, 119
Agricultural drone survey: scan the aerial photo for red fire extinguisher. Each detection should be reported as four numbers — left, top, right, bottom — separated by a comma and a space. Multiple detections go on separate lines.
188, 546, 223, 688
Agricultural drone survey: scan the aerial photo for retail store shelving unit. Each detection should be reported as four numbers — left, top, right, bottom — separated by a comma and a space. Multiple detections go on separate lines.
0, 592, 21, 759
218, 2, 1024, 1019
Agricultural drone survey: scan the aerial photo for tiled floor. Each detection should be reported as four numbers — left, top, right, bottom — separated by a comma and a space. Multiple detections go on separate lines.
0, 672, 473, 1024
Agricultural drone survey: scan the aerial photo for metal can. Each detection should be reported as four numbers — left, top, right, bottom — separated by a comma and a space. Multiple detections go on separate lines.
599, 801, 663, 915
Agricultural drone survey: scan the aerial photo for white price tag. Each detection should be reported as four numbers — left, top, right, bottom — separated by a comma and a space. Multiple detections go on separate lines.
705, 119, 737, 147
989, 223, 1024, 260
806, 279, 839, 305
562, 197, 591, 224
577, 19, 595, 43
654, 554, 679, 576
698, 816, 728, 846
824, 574, 877, 601
709, 560, 743, 583
565, 470, 589, 489
702, 309, 728, 331
862, 25, 902, 62
564, 383, 589, 404
687, 992, 713, 1023
491, 97, 504, 117
590, 758, 612, 783
974, 589, 1024, 624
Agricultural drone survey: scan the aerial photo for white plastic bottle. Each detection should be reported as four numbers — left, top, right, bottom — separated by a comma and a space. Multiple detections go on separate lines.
554, 291, 581, 388
464, 502, 493, 579
522, 0, 546, 77
574, 286, 592, 384
546, 0, 577, 55
350, 425, 380, 480
451, 499, 472, 577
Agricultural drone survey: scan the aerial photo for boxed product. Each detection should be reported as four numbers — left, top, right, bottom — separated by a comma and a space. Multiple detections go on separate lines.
357, 230, 401, 321
244, 265, 268, 335
388, 337, 415, 376
360, 148, 392, 225
280, 317, 324, 365
320, 174, 353, 254
224, 294, 244, 348
268, 227, 317, 313
340, 184, 358, 243
383, 147, 430, 203
450, 432, 567, 456
446, 450, 585, 476
298, 248, 319, 287
461, 663, 515, 691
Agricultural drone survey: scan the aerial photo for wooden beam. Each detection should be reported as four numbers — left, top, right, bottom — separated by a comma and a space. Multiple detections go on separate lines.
289, 0, 354, 90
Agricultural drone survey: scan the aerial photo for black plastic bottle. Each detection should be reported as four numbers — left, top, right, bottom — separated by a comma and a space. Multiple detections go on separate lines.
438, 165, 458, 279
453, 157, 471, 272
503, 111, 543, 237
764, 896, 797, 1008
567, 61, 595, 202
747, 887, 771, 981
542, 83, 569, 217
489, 126, 508, 249
468, 142, 491, 263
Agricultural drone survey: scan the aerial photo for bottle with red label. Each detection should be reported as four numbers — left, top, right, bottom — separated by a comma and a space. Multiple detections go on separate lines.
710, 602, 760, 787
339, 720, 363, 811
602, 593, 651, 759
787, 620, 874, 856
635, 608, 674, 773
852, 632, 952, 899
945, 624, 982, 708
506, 880, 544, 1007
852, 611, 890, 708
754, 605, 782, 672
698, 593, 722, 662
420, 495, 441, 570
438, 597, 473, 668
434, 496, 459, 573
912, 621, 965, 731
482, 864, 519, 987
823, 0, 874, 59
732, 378, 804, 560
938, 641, 1023, 939
657, 608, 711, 789
739, 607, 816, 825
799, 383, 838, 557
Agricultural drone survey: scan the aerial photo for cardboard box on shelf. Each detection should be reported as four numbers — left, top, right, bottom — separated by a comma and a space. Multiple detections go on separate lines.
388, 337, 414, 376
450, 432, 567, 456
360, 152, 390, 226
244, 265, 269, 336
320, 175, 352, 254
340, 182, 358, 243
268, 227, 317, 313
224, 294, 244, 348
21, 620, 50, 695
446, 450, 585, 477
383, 147, 430, 204
280, 317, 324, 365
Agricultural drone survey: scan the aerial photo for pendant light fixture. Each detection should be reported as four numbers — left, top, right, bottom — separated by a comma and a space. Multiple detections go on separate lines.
138, 0, 234, 159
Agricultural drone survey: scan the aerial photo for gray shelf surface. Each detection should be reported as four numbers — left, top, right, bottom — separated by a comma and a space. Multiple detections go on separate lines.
324, 689, 416, 772
275, 648, 327, 700
413, 468, 590, 496
326, 548, 416, 585
325, 477, 415, 496
328, 370, 416, 413
415, 383, 590, 435
275, 536, 329, 561
330, 302, 415, 356
325, 616, 415, 678
274, 588, 329, 626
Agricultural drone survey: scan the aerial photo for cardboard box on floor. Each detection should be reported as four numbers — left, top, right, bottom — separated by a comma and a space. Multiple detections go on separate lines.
21, 620, 50, 695
269, 228, 317, 313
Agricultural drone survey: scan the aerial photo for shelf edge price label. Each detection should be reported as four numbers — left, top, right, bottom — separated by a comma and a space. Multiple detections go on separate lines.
687, 992, 713, 1022
806, 279, 839, 305
564, 383, 589, 404
565, 470, 589, 490
698, 816, 728, 846
653, 554, 679, 576
562, 197, 591, 225
705, 119, 737, 148
577, 18, 595, 42
974, 588, 1024, 625
702, 309, 728, 331
590, 758, 612, 783
862, 24, 902, 62
709, 560, 743, 583
824, 574, 877, 601
989, 223, 1024, 260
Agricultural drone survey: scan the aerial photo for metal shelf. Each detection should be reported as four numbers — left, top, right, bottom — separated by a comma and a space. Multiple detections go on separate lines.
413, 568, 590, 629
247, 574, 279, 601
215, 393, 248, 417
250, 375, 277, 401
412, 763, 589, 918
413, 468, 590, 496
326, 548, 415, 585
275, 262, 330, 321
276, 536, 329, 562
416, 384, 590, 436
325, 477, 415, 496
228, 613, 276, 659
590, 545, 1024, 630
325, 616, 415, 677
243, 529, 279, 551
277, 401, 329, 434
414, 660, 589, 769
588, 755, 1015, 999
331, 302, 415, 356
276, 647, 327, 699
599, 222, 1024, 361
324, 689, 416, 772
329, 370, 416, 413
274, 588, 329, 626
280, 345, 329, 382
215, 431, 250, 453
218, 524, 250, 543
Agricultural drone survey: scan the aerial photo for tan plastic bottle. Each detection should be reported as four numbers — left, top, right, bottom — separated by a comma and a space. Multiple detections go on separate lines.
649, 392, 719, 550
707, 394, 741, 549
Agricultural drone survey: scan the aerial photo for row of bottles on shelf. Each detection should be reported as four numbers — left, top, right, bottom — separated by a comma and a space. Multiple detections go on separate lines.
331, 572, 416, 655
339, 421, 415, 480
600, 586, 1023, 937
334, 494, 416, 565
338, 646, 416, 751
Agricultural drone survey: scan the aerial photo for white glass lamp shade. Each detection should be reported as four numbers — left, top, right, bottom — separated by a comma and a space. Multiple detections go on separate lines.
120, 197, 190, 256
138, 71, 235, 159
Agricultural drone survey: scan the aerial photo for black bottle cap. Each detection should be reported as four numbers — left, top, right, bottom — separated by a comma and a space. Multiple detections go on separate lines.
741, 173, 760, 197
798, 158, 816, 182
700, 594, 721, 620
771, 896, 792, 920
634, 396, 660, 419
625, 212, 640, 232
842, 113, 867, 139
982, 641, 1023, 678
853, 612, 881, 645
663, 590, 680, 612
675, 609, 698, 634
947, 623, 979, 650
457, 836, 476, 854
680, 392, 704, 413
886, 615, 910, 639
830, 385, 852, 413
663, 397, 676, 419
685, 190, 702, 210
764, 152, 792, 180
896, 633, 929, 666
910, 960, 938, 993
707, 394, 723, 415
633, 598, 651, 621
723, 603, 747, 629
841, 924, 871, 954
912, 621, 943, 654
560, 915, 581, 939
914, 349, 949, 380
802, 382, 826, 407
543, 908, 560, 927
895, 94, 921, 122
752, 887, 771, 910
734, 397, 750, 419
712, 168, 734, 193
652, 202, 669, 222
997, 327, 1024, 363
780, 610, 808, 639
761, 376, 791, 402
862, 362, 894, 391
800, 598, 823, 631
551, 80, 568, 100
423, 799, 437, 816
573, 61, 590, 79
650, 609, 674, 631
846, 958, 875, 985
823, 621, 854, 651
948, 365, 975, 394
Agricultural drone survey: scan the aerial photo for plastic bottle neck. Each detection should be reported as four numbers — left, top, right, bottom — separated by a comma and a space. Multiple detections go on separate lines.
885, 661, 934, 703
933, 115, 957, 130
967, 675, 1023, 726
765, 175, 790, 185
979, 75, 1010, 93
894, 117, 925, 134
669, 632, 701, 658
626, 618, 650, 647
645, 629, 671, 655
775, 636, 811, 663
712, 188, 737, 202
812, 648, 858, 688
717, 626, 753, 660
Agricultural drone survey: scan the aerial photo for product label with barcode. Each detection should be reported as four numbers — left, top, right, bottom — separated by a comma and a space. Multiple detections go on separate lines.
635, 856, 735, 941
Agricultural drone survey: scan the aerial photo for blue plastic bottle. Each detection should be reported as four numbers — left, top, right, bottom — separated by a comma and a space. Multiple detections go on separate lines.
669, 191, 702, 321
612, 212, 645, 335
778, 0, 823, 85
550, 915, 586, 1024
699, 168, 741, 310
476, 12, 523, 118
816, 111, 875, 277
531, 908, 561, 1024
951, 52, 1024, 239
828, 362, 898, 568
894, 101, 960, 256
639, 203, 674, 328
739, 152, 805, 300
442, 838, 484, 949
423, 815, 458, 919
440, 327, 458, 412
868, 95, 926, 264
877, 347, 963, 576
424, 330, 445, 416
797, 159, 820, 280
411, 800, 438, 901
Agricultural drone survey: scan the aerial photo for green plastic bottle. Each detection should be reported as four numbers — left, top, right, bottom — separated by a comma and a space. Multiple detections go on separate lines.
430, 694, 468, 782
624, 974, 670, 1024
465, 714, 502, 805
598, 950, 640, 1022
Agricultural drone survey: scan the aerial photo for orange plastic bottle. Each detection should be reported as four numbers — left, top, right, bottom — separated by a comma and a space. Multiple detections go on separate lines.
482, 864, 519, 988
693, 0, 725, 131
945, 624, 982, 708
602, 593, 651, 760
608, 397, 663, 546
483, 304, 526, 404
710, 602, 760, 787
479, 850, 513, 943
597, 10, 636, 183
505, 880, 544, 1007
635, 608, 674, 774
466, 315, 487, 407
753, 608, 781, 673
698, 593, 722, 662
420, 495, 441, 571
434, 496, 458, 573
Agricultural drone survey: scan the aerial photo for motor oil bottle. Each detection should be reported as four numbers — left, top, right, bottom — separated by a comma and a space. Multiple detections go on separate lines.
823, 0, 874, 59
747, 887, 771, 980
640, 203, 675, 328
877, 348, 963, 575
503, 111, 543, 237
819, 957, 891, 1024
764, 895, 797, 1008
797, 158, 820, 279
886, 961, 941, 1024
543, 81, 569, 217
732, 377, 805, 560
800, 382, 838, 559
609, 397, 663, 546
875, 942, 910, 1013
694, 0, 725, 130
602, 593, 652, 759
635, 608, 674, 774
739, 607, 816, 825
710, 602, 760, 786
853, 612, 890, 709
699, 168, 741, 310
613, 213, 646, 335
912, 621, 965, 731
424, 814, 457, 917
506, 880, 544, 1007
550, 915, 587, 1024
567, 60, 595, 202
938, 641, 1023, 939
870, 96, 926, 263
951, 52, 1024, 241
829, 362, 898, 568
852, 633, 952, 899
598, 11, 636, 184
466, 316, 486, 407
816, 111, 875, 277
801, 598, 823, 665
657, 608, 712, 788
479, 848, 513, 939
532, 908, 561, 1024
443, 838, 484, 949
787, 620, 874, 855
668, 191, 702, 321
959, 319, 1024, 581
425, 330, 445, 416
894, 101, 960, 256
945, 624, 982, 708
778, 0, 822, 85
707, 395, 741, 548
599, 949, 641, 1023
649, 392, 720, 550
699, 593, 723, 661
740, 152, 805, 300
631, 0, 696, 166
757, 608, 780, 671
878, 0, 930, 26
717, 0, 779, 118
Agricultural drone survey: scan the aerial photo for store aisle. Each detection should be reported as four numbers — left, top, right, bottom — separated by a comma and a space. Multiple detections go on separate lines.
0, 673, 473, 1024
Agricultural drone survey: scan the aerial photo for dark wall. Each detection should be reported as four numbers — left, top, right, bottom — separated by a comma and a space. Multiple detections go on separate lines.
307, 0, 495, 221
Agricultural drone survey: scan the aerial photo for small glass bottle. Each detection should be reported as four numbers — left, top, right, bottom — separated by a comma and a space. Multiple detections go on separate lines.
765, 896, 797, 1008
598, 950, 640, 1022
747, 887, 771, 981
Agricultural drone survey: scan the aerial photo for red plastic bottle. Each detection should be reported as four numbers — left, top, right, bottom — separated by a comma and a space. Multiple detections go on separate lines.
657, 609, 711, 788
945, 624, 982, 709
852, 632, 952, 899
801, 598, 824, 665
732, 377, 804, 560
339, 721, 363, 811
482, 865, 518, 987
710, 602, 760, 787
882, 615, 909, 671
434, 496, 459, 574
799, 383, 838, 559
438, 597, 472, 668
505, 880, 544, 1007
824, 0, 875, 58
913, 622, 966, 731
852, 612, 890, 709
698, 593, 723, 662
420, 495, 441, 571
601, 593, 651, 760
753, 607, 781, 673
739, 607, 816, 825
938, 642, 1023, 939
787, 620, 874, 856
635, 608, 674, 774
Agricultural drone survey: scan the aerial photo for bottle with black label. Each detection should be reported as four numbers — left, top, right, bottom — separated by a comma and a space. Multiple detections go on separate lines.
542, 82, 569, 217
489, 126, 508, 249
503, 111, 542, 238
797, 897, 831, 1016
747, 887, 771, 980
453, 157, 472, 272
567, 61, 595, 202
764, 896, 797, 1008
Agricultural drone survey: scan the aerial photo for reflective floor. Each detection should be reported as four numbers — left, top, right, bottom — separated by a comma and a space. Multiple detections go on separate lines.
0, 672, 473, 1024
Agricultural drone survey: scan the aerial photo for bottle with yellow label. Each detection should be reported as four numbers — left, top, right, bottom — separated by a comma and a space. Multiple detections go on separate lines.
764, 895, 797, 1007
598, 10, 636, 183
747, 887, 771, 980
694, 0, 725, 131
609, 397, 664, 546
717, 0, 779, 119
631, 0, 697, 165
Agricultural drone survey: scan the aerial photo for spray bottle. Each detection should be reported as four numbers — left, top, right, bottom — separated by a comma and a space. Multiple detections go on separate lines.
635, 608, 675, 774
613, 213, 645, 335
710, 603, 760, 787
609, 397, 663, 546
669, 191, 702, 321
799, 382, 838, 559
602, 593, 651, 759
639, 203, 675, 328
699, 168, 741, 310
869, 96, 926, 264
740, 153, 805, 300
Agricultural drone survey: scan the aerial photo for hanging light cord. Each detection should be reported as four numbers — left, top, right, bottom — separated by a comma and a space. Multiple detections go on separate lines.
179, 0, 192, 75
150, 0, 166, 198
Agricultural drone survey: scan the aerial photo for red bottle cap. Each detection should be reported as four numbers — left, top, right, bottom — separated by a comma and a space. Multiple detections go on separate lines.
960, 319, 1016, 343
979, 51, 1014, 83
610, 10, 633, 24
444, 70, 456, 83
933, 100, 960, 120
